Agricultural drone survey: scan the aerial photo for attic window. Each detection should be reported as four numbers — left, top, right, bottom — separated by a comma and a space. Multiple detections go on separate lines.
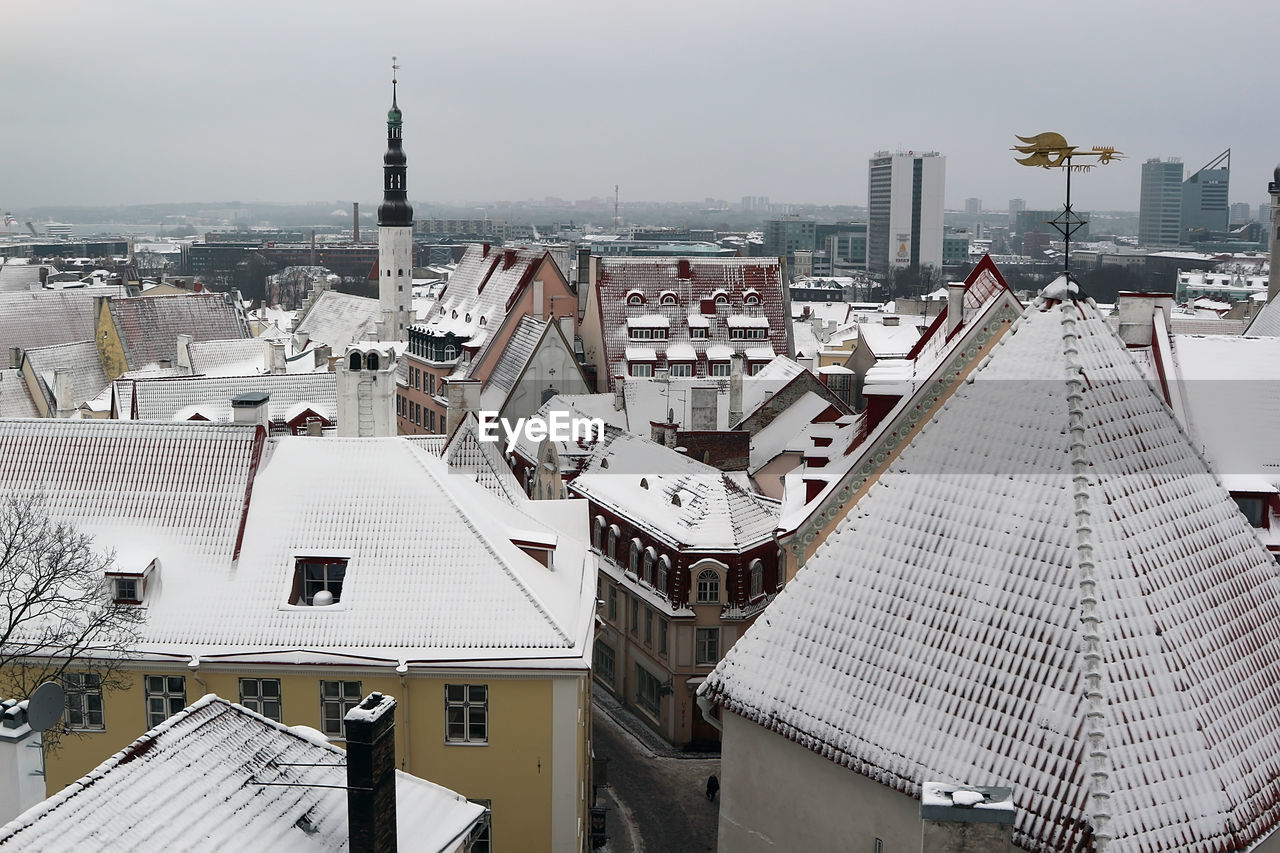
628, 294, 643, 305
480, 316, 487, 326
112, 577, 141, 604
745, 294, 760, 305
715, 294, 728, 305
640, 478, 649, 489
660, 292, 677, 306
293, 557, 349, 606
465, 313, 471, 323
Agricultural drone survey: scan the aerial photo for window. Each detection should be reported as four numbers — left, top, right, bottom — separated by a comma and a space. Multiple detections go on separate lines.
710, 362, 731, 377
630, 595, 639, 636
320, 680, 362, 738
696, 627, 721, 665
294, 557, 348, 605
607, 525, 620, 562
636, 665, 662, 717
469, 800, 492, 853
642, 547, 656, 585
669, 362, 692, 377
629, 539, 642, 576
595, 642, 616, 687
696, 568, 721, 604
715, 294, 728, 305
1234, 496, 1266, 528
607, 585, 618, 621
592, 515, 605, 550
348, 352, 362, 371
745, 293, 760, 305
660, 293, 677, 305
630, 363, 653, 377
750, 558, 764, 599
111, 577, 141, 604
644, 607, 654, 646
630, 327, 651, 340
690, 327, 708, 340
444, 345, 457, 361
445, 684, 488, 744
627, 293, 644, 305
748, 362, 766, 376
240, 678, 282, 721
63, 673, 103, 731
145, 675, 186, 728
657, 555, 670, 594
659, 618, 668, 657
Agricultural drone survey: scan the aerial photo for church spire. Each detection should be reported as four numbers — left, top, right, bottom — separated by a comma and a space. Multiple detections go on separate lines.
378, 56, 412, 228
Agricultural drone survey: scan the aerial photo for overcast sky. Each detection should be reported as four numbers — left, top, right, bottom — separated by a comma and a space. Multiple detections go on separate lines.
3, 0, 1277, 213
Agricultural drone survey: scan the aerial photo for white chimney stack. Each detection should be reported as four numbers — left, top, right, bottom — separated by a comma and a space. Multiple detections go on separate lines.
947, 282, 965, 336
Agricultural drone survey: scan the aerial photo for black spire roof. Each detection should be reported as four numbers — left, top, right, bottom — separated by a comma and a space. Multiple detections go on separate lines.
378, 70, 413, 228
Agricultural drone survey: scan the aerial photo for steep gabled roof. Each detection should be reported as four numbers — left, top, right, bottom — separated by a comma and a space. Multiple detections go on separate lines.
108, 293, 249, 370
0, 695, 484, 852
442, 412, 527, 505
293, 290, 380, 350
0, 287, 126, 352
703, 292, 1280, 853
187, 338, 271, 376
1246, 297, 1280, 336
21, 340, 109, 412
484, 315, 546, 399
0, 369, 37, 418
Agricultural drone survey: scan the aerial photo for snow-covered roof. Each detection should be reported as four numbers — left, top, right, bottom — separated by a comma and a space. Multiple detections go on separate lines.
293, 290, 380, 351
747, 391, 837, 473
481, 315, 544, 401
107, 293, 250, 372
130, 373, 337, 425
703, 293, 1280, 853
1246, 297, 1280, 336
0, 369, 37, 418
593, 258, 788, 380
570, 432, 778, 550
855, 320, 922, 358
0, 695, 485, 852
0, 421, 594, 666
0, 286, 128, 353
22, 340, 108, 412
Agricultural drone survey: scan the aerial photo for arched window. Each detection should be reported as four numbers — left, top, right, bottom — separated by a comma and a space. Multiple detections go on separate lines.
696, 569, 720, 604
745, 293, 760, 305
367, 352, 380, 371
629, 538, 642, 576
749, 558, 764, 599
348, 352, 362, 371
444, 345, 457, 361
592, 515, 605, 551
627, 293, 644, 305
660, 293, 677, 306
643, 547, 656, 585
714, 294, 728, 305
607, 525, 620, 562
657, 555, 671, 594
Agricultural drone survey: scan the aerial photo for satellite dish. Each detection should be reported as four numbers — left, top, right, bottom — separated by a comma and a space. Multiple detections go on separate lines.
27, 681, 65, 733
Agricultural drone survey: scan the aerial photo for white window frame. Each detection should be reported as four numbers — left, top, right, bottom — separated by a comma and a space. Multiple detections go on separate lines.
630, 362, 653, 377
445, 683, 488, 744
320, 680, 362, 738
696, 568, 721, 604
64, 672, 104, 731
145, 675, 187, 728
668, 362, 693, 377
749, 558, 765, 599
240, 678, 283, 722
696, 626, 721, 665
710, 362, 731, 377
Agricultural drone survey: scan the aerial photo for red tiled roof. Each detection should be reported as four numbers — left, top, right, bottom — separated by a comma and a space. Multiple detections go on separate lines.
595, 258, 788, 384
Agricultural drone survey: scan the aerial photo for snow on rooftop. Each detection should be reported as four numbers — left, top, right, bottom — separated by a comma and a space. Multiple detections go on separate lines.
702, 294, 1280, 852
0, 695, 485, 852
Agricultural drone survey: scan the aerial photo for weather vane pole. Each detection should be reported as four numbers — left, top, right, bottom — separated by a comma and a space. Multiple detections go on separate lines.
1012, 133, 1122, 276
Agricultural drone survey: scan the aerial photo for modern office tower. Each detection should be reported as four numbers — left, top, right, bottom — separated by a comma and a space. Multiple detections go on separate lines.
1008, 198, 1026, 229
1182, 149, 1230, 234
867, 150, 945, 275
965, 198, 981, 216
1139, 158, 1184, 246
1230, 202, 1253, 224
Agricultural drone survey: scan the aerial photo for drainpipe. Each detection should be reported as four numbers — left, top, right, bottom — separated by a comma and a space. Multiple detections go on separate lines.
187, 656, 208, 697
397, 660, 410, 773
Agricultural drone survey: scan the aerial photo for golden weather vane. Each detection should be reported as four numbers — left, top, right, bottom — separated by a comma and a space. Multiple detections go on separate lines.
1012, 132, 1123, 277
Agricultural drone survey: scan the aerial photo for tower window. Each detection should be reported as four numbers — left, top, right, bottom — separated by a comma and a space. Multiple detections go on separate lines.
348, 352, 362, 371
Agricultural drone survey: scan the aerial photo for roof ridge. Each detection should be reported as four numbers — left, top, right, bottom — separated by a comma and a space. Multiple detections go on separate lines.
1058, 299, 1113, 851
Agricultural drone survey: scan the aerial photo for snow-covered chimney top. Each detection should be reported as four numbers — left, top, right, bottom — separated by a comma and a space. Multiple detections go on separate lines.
921, 782, 1014, 853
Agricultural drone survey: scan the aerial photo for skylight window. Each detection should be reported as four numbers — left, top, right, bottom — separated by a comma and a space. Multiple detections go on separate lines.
293, 557, 349, 606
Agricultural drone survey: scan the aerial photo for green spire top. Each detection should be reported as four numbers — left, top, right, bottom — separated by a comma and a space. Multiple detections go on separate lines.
388, 56, 401, 125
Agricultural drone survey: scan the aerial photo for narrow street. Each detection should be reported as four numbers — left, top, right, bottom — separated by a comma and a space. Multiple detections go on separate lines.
593, 701, 720, 853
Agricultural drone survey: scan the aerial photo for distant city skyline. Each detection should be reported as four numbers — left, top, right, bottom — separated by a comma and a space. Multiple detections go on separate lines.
3, 0, 1277, 213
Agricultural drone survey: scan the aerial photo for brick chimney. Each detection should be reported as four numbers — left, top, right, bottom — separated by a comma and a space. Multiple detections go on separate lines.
920, 782, 1013, 853
344, 692, 398, 853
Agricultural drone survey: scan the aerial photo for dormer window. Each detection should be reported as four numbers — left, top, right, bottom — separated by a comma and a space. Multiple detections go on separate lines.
660, 292, 678, 306
627, 292, 645, 305
715, 294, 728, 305
106, 557, 157, 605
744, 292, 761, 305
293, 557, 349, 606
690, 327, 708, 340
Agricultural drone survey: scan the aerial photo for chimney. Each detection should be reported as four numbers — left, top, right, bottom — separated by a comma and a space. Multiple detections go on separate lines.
8, 347, 21, 370
728, 353, 744, 426
445, 378, 482, 439
231, 391, 270, 430
267, 340, 286, 375
947, 282, 965, 336
175, 333, 194, 374
482, 242, 491, 259
920, 782, 1013, 853
0, 699, 47, 824
344, 692, 398, 853
53, 369, 74, 419
313, 344, 332, 371
353, 202, 360, 243
650, 421, 677, 447
503, 248, 517, 270
558, 314, 575, 344
1115, 291, 1175, 347
677, 259, 692, 280
882, 315, 900, 327
613, 375, 626, 411
306, 417, 323, 437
